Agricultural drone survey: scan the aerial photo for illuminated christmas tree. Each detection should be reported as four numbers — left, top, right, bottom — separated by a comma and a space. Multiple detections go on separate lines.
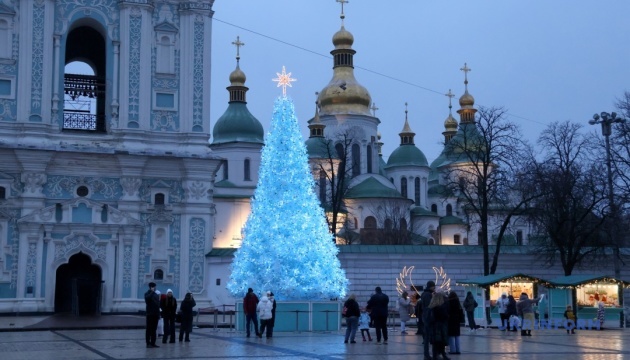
227, 67, 348, 301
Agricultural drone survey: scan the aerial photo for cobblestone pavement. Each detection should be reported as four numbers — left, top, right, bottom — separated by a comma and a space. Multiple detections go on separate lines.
0, 327, 627, 359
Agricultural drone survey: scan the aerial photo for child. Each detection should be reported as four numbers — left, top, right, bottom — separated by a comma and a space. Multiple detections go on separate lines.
563, 305, 576, 334
358, 308, 372, 341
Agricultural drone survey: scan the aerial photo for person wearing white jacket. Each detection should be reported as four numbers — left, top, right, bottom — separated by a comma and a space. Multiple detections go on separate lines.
257, 295, 274, 338
496, 292, 509, 331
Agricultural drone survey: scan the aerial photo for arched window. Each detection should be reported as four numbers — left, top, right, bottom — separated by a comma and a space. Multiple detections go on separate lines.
428, 238, 435, 245
223, 160, 228, 180
244, 159, 251, 181
401, 177, 407, 198
390, 177, 394, 184
446, 204, 453, 216
454, 234, 461, 244
431, 204, 437, 213
364, 216, 377, 229
319, 170, 326, 204
354, 217, 358, 229
366, 145, 372, 173
336, 143, 346, 179
154, 193, 165, 205
352, 143, 360, 177
0, 19, 10, 59
384, 218, 393, 230
400, 218, 407, 230
64, 26, 106, 132
516, 230, 523, 245
156, 35, 174, 74
0, 186, 5, 199
154, 269, 164, 280
414, 177, 420, 204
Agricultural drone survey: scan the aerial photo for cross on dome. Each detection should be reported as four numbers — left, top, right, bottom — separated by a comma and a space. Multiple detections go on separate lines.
337, 0, 349, 22
272, 66, 297, 96
370, 102, 379, 117
445, 89, 455, 111
232, 36, 244, 62
460, 63, 471, 90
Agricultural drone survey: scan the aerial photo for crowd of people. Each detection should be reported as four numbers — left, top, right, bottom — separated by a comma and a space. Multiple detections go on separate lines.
143, 280, 600, 356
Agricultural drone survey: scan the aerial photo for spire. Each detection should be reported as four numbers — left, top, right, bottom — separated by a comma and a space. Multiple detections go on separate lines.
228, 36, 247, 102
337, 0, 348, 25
308, 92, 325, 138
443, 89, 458, 143
457, 63, 477, 123
399, 102, 415, 145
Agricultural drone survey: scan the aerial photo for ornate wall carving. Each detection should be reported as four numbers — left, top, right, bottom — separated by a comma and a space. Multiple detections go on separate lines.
188, 217, 204, 293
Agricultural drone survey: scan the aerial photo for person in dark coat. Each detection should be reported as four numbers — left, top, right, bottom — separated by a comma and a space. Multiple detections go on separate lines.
144, 282, 161, 348
243, 288, 260, 338
428, 292, 450, 360
342, 293, 361, 343
463, 291, 478, 331
506, 295, 518, 331
160, 289, 178, 344
414, 292, 424, 335
367, 286, 389, 344
179, 292, 196, 342
421, 280, 435, 360
446, 292, 463, 355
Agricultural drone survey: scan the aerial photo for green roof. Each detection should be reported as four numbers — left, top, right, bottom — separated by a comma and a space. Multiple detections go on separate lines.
439, 215, 465, 226
212, 102, 264, 145
411, 206, 439, 217
345, 177, 404, 199
457, 273, 549, 286
336, 245, 533, 254
428, 184, 451, 196
305, 137, 337, 159
546, 275, 630, 289
215, 179, 238, 188
385, 144, 428, 168
431, 122, 485, 168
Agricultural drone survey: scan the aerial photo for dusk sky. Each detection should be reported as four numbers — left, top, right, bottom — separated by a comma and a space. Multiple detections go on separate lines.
209, 1, 630, 163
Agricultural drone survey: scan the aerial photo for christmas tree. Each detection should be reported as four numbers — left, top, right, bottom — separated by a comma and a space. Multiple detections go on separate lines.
227, 67, 348, 301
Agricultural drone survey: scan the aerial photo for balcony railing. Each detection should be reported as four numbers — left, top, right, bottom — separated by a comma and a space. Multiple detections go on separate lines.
63, 111, 104, 131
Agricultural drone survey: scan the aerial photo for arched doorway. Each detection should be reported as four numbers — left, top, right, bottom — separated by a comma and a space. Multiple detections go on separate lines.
54, 252, 103, 315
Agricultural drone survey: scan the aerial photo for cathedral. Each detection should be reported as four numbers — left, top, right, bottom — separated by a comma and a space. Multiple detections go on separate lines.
0, 1, 606, 315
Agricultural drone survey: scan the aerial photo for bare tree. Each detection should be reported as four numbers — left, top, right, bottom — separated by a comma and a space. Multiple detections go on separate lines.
368, 199, 413, 245
441, 106, 531, 275
527, 121, 610, 276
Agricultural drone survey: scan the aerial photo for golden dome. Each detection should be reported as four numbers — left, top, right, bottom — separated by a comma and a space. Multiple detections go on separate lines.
459, 91, 474, 107
444, 113, 458, 130
229, 65, 246, 86
332, 26, 354, 49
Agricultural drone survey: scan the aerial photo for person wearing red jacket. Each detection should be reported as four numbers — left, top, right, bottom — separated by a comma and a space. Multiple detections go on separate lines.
243, 288, 260, 337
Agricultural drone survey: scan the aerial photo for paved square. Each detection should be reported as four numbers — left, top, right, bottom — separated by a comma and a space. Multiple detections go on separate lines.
0, 327, 628, 359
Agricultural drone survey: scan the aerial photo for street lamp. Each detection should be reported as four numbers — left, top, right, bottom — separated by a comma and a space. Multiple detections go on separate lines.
588, 111, 626, 311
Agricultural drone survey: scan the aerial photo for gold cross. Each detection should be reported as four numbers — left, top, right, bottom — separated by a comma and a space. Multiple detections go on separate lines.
460, 62, 471, 85
232, 36, 244, 62
370, 102, 379, 117
272, 66, 297, 96
445, 89, 455, 111
404, 102, 408, 117
337, 0, 349, 21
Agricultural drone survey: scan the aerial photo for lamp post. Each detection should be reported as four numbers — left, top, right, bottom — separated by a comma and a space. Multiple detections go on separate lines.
588, 112, 626, 313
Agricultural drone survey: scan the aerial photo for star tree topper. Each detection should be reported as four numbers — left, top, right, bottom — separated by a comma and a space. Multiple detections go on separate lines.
273, 66, 297, 96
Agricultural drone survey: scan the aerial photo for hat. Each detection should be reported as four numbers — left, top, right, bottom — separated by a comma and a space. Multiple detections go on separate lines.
426, 280, 436, 289
266, 291, 271, 296
167, 289, 173, 294
149, 282, 156, 288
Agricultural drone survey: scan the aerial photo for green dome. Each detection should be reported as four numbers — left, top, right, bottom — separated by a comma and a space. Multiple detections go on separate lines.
212, 102, 264, 145
305, 137, 337, 159
385, 144, 428, 168
345, 177, 404, 199
430, 122, 485, 171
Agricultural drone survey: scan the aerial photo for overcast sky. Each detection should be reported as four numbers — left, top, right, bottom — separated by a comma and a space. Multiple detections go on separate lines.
210, 1, 630, 163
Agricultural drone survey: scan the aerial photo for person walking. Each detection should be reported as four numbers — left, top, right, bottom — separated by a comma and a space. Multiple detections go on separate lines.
446, 291, 463, 355
398, 291, 411, 334
179, 292, 196, 342
257, 293, 274, 338
496, 292, 509, 330
414, 292, 424, 335
428, 292, 450, 360
358, 307, 373, 341
367, 286, 389, 344
144, 282, 161, 348
463, 291, 478, 332
516, 293, 540, 336
421, 281, 435, 360
243, 288, 260, 338
342, 293, 360, 343
267, 291, 277, 338
506, 295, 518, 331
160, 289, 177, 344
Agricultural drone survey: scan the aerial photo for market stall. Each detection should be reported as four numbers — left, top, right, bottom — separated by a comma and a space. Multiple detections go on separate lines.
457, 273, 549, 326
546, 275, 629, 328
